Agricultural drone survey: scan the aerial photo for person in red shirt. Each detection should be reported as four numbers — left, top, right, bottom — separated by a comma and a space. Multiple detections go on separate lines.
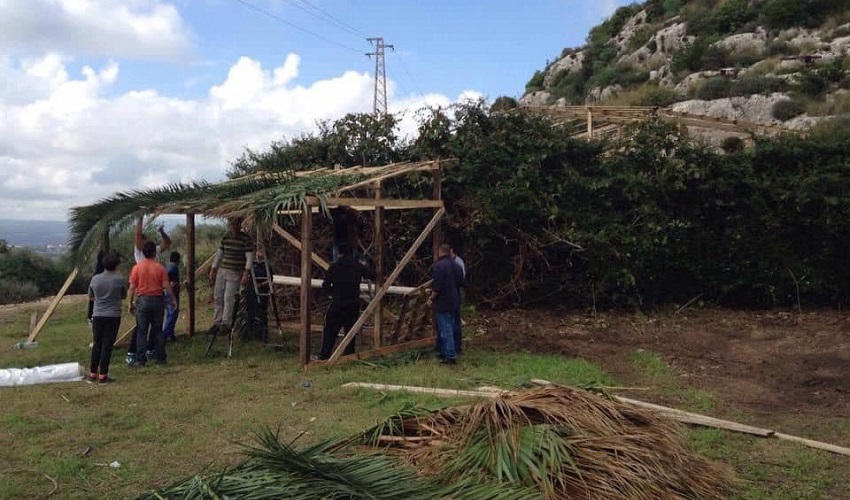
128, 241, 177, 366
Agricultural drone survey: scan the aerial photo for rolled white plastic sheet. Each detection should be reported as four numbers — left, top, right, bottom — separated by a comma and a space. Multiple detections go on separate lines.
0, 362, 84, 387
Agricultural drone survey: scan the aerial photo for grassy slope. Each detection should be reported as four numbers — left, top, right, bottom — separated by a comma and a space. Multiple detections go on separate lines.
0, 300, 847, 498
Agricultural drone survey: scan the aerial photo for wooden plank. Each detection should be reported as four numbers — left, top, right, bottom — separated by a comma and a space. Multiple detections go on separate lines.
328, 208, 445, 364
432, 166, 442, 262
27, 268, 79, 343
279, 321, 324, 333
299, 204, 313, 368
341, 381, 506, 398
271, 222, 330, 271
321, 197, 444, 209
390, 295, 411, 343
374, 182, 384, 349
306, 337, 437, 370
113, 324, 137, 347
272, 275, 416, 295
774, 433, 850, 457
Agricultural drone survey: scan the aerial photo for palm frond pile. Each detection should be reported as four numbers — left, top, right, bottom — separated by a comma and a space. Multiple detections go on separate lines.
140, 386, 736, 499
356, 386, 737, 499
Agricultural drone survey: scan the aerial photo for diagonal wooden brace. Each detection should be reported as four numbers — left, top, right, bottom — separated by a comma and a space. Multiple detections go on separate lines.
328, 207, 445, 364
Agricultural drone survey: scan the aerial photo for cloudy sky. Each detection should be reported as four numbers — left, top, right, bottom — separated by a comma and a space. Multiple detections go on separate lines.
0, 0, 630, 221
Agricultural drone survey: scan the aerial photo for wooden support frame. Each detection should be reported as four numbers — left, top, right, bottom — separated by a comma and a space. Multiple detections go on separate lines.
327, 207, 446, 364
272, 222, 330, 271
373, 181, 384, 349
27, 267, 79, 343
186, 213, 196, 338
299, 203, 313, 368
306, 337, 435, 370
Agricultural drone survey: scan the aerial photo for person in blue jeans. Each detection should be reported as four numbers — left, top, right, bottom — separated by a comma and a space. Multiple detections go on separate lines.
162, 251, 181, 342
428, 244, 464, 364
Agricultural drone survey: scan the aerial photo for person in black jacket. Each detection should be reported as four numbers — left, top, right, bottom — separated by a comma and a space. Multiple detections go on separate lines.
318, 243, 376, 360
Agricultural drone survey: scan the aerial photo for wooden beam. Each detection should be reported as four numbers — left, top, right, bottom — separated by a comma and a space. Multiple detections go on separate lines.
341, 381, 506, 398
272, 275, 417, 295
307, 337, 435, 370
321, 198, 444, 209
271, 222, 330, 271
27, 268, 78, 343
299, 204, 313, 368
432, 166, 442, 262
113, 324, 137, 347
186, 213, 196, 338
328, 208, 446, 364
374, 181, 384, 349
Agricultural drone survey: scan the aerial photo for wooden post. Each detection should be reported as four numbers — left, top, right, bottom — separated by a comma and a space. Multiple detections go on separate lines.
329, 208, 445, 364
373, 181, 384, 348
587, 107, 593, 138
299, 202, 313, 368
186, 213, 196, 338
271, 223, 329, 271
27, 268, 78, 343
431, 166, 442, 261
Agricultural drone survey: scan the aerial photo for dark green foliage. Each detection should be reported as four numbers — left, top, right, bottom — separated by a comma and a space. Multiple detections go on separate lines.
633, 85, 680, 106
0, 249, 82, 304
796, 69, 829, 97
672, 39, 730, 74
588, 4, 642, 44
695, 78, 732, 100
766, 39, 792, 56
490, 96, 519, 113
758, 0, 850, 29
526, 70, 545, 92
721, 136, 746, 153
772, 99, 806, 120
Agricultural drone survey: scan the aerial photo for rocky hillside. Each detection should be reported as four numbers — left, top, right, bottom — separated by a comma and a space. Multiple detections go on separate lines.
521, 0, 850, 129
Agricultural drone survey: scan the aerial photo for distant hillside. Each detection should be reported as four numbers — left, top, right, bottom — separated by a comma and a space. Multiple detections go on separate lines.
521, 0, 850, 129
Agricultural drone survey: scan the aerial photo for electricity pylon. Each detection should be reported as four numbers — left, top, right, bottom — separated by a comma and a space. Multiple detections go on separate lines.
366, 37, 394, 117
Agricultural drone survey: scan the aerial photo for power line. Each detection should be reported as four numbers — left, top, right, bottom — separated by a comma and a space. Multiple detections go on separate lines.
232, 0, 363, 54
367, 37, 393, 116
394, 54, 423, 96
291, 0, 369, 39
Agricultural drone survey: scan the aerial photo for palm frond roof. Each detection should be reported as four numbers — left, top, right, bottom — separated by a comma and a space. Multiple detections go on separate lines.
68, 161, 441, 262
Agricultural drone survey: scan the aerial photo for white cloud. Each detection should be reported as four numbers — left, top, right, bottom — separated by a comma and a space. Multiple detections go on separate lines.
0, 0, 192, 60
0, 53, 469, 221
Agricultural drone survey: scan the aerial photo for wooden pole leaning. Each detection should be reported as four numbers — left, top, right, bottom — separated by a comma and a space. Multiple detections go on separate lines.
27, 267, 79, 343
299, 201, 314, 368
328, 207, 445, 365
431, 166, 442, 261
271, 222, 329, 271
373, 181, 384, 349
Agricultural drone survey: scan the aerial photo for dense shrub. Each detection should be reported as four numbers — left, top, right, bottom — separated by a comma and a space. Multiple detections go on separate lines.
694, 78, 733, 100
588, 4, 641, 44
526, 70, 545, 92
772, 98, 806, 120
765, 39, 793, 56
0, 279, 40, 305
721, 136, 746, 153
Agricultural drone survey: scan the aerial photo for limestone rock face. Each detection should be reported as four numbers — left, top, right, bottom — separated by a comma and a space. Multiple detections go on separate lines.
713, 30, 768, 54
671, 93, 790, 124
543, 51, 585, 87
519, 91, 552, 106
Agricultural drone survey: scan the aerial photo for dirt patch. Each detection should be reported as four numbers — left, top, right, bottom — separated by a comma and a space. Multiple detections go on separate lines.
0, 295, 88, 318
475, 308, 850, 418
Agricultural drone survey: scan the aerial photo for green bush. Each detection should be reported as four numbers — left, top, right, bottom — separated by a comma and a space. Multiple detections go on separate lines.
796, 70, 829, 97
721, 136, 746, 153
525, 70, 545, 92
0, 279, 40, 305
772, 99, 806, 120
588, 4, 641, 44
765, 39, 792, 56
695, 78, 733, 100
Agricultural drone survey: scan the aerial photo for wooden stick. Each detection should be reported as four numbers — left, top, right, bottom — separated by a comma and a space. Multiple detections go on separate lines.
113, 324, 137, 347
321, 197, 444, 209
327, 208, 445, 364
529, 379, 850, 455
307, 337, 435, 370
342, 381, 506, 398
271, 222, 330, 271
299, 204, 313, 368
374, 181, 384, 349
27, 268, 79, 343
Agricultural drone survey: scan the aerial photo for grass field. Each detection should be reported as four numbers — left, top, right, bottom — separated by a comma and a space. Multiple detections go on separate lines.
0, 298, 847, 498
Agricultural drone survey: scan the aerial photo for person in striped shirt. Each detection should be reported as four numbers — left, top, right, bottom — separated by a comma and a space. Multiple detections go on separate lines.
207, 217, 254, 334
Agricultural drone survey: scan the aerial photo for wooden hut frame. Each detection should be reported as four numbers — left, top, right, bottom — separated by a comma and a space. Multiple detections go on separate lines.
62, 160, 449, 369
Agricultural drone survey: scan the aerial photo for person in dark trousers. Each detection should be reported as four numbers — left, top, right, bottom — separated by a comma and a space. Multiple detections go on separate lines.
87, 250, 106, 324
429, 243, 464, 364
162, 251, 181, 342
451, 247, 466, 354
245, 248, 272, 341
127, 216, 171, 365
318, 243, 376, 360
128, 241, 177, 366
88, 252, 126, 383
